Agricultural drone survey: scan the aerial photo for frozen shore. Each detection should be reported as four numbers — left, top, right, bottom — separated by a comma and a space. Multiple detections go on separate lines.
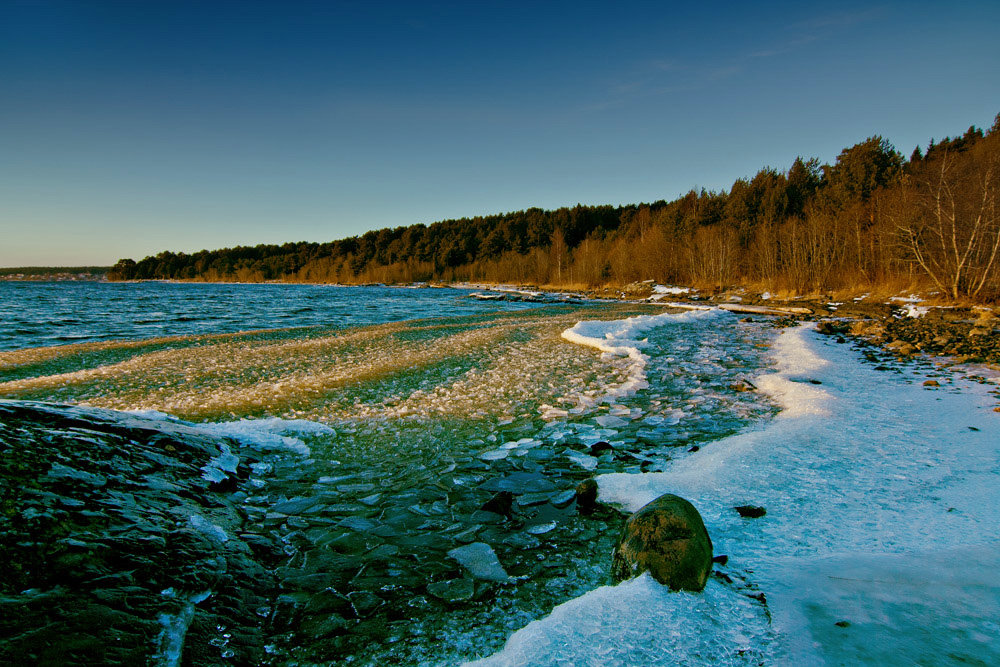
475, 322, 1000, 665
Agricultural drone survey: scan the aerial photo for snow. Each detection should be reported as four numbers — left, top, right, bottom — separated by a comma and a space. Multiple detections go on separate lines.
468, 574, 769, 666
652, 285, 691, 295
902, 303, 930, 318
129, 409, 328, 456
476, 323, 1000, 665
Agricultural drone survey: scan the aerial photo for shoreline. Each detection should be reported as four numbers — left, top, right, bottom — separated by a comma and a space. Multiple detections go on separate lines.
479, 320, 1000, 665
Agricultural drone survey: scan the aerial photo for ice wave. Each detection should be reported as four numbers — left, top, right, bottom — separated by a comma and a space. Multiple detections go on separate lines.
559, 308, 728, 406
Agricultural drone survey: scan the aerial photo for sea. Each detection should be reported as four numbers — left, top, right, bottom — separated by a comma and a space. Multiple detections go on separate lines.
2, 281, 997, 665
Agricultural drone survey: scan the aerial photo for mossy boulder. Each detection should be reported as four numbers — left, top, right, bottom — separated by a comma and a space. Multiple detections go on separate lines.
611, 493, 712, 591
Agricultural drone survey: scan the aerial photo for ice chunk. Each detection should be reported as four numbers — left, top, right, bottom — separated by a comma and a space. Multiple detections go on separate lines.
526, 521, 556, 535
566, 452, 598, 471
447, 542, 513, 583
188, 514, 228, 543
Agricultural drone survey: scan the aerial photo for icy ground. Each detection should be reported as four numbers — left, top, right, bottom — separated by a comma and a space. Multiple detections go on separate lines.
475, 324, 1000, 666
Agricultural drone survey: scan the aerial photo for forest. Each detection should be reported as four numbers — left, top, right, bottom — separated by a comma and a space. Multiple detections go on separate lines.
109, 114, 1000, 301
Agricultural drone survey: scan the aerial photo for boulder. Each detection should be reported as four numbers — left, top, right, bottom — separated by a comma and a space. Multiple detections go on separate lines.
611, 493, 712, 591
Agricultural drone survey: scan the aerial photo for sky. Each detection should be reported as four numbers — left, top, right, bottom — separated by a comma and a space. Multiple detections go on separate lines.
1, 1, 998, 267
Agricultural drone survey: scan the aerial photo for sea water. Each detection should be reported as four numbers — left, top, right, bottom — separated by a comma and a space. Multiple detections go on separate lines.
0, 281, 778, 664
0, 281, 549, 352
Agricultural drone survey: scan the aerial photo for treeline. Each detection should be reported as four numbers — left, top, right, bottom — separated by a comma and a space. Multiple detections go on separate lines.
0, 266, 108, 279
110, 114, 1000, 300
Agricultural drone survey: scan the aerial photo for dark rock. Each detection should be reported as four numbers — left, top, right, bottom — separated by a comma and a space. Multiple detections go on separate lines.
734, 505, 767, 518
712, 554, 729, 565
575, 478, 599, 514
611, 493, 713, 591
480, 491, 514, 517
588, 441, 613, 456
688, 445, 700, 452
835, 620, 851, 628
816, 321, 849, 336
923, 379, 940, 387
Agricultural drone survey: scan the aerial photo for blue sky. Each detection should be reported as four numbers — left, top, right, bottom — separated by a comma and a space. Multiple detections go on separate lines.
1, 0, 998, 266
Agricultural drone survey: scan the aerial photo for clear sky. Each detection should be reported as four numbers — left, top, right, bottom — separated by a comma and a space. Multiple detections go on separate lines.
1, 0, 998, 267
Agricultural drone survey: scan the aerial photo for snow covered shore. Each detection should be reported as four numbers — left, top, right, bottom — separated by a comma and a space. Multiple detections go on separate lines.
474, 321, 999, 665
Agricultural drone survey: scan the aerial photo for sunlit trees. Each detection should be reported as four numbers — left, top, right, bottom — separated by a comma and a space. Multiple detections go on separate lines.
107, 115, 999, 301
888, 123, 1000, 299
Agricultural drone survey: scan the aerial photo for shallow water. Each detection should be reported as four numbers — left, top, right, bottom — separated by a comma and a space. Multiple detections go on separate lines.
0, 283, 780, 664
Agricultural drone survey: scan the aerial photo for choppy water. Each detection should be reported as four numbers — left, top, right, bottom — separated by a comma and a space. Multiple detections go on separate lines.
0, 282, 780, 664
0, 281, 547, 352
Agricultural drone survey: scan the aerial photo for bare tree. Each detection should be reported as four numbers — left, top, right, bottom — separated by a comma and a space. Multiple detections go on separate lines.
890, 134, 1000, 299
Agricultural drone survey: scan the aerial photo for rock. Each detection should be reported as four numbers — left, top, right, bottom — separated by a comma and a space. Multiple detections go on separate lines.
611, 493, 713, 591
734, 505, 767, 518
816, 321, 849, 335
729, 380, 757, 392
575, 478, 599, 514
886, 340, 917, 355
923, 379, 940, 387
588, 441, 613, 456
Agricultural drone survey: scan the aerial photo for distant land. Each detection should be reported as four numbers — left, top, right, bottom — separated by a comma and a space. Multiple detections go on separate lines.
106, 113, 1000, 303
0, 267, 109, 281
